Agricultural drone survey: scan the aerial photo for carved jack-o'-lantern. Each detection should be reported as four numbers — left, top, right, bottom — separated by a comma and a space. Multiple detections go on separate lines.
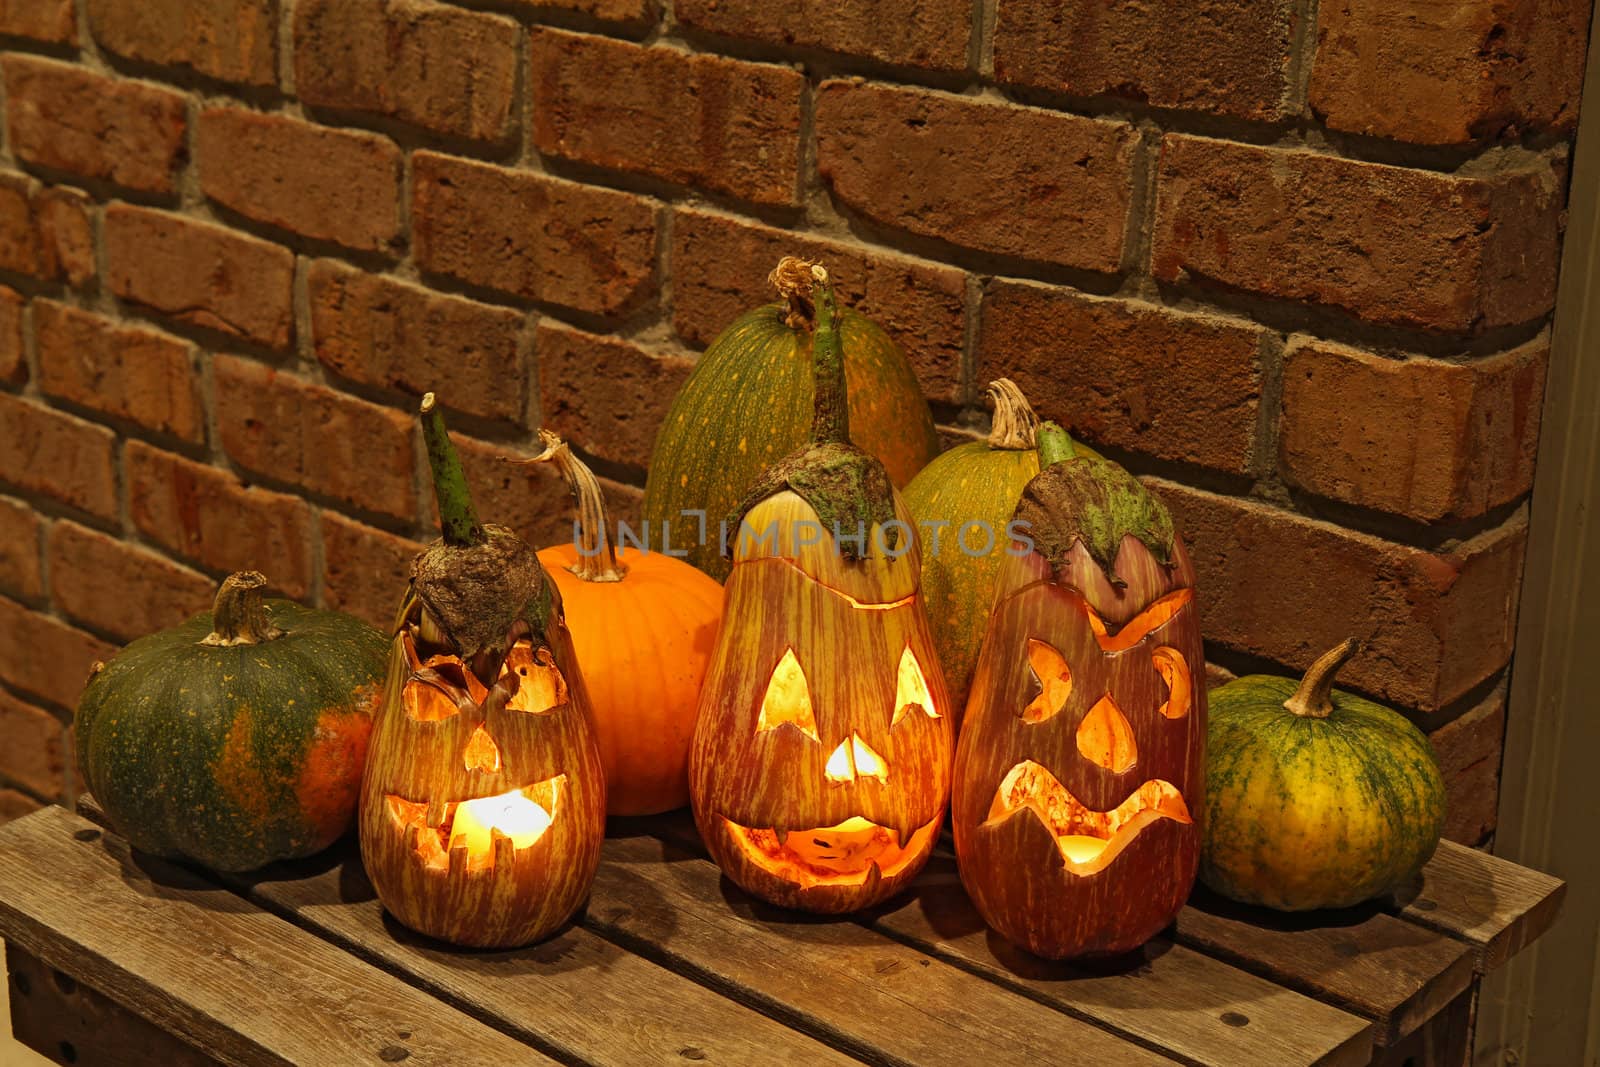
953, 425, 1205, 959
359, 394, 605, 950
689, 260, 953, 914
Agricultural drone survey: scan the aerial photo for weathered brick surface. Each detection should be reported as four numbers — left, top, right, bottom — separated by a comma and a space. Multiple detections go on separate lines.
0, 175, 52, 278
105, 204, 295, 348
0, 687, 63, 799
412, 152, 658, 318
0, 175, 91, 283
1312, 0, 1590, 145
0, 495, 44, 601
537, 322, 694, 470
676, 0, 969, 70
0, 286, 22, 385
977, 281, 1263, 474
448, 433, 643, 551
321, 513, 424, 629
0, 395, 118, 519
1154, 480, 1527, 713
1152, 136, 1564, 333
1, 57, 187, 195
0, 596, 114, 711
198, 109, 402, 253
86, 0, 278, 87
1428, 689, 1506, 844
671, 208, 968, 403
0, 0, 75, 42
501, 0, 655, 22
817, 82, 1136, 271
35, 301, 203, 443
308, 259, 526, 423
126, 442, 316, 600
531, 30, 804, 207
294, 0, 518, 142
214, 356, 416, 520
47, 521, 214, 641
1280, 336, 1547, 521
994, 0, 1294, 121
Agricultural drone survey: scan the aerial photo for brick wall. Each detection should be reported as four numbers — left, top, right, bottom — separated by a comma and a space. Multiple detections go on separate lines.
0, 0, 1586, 843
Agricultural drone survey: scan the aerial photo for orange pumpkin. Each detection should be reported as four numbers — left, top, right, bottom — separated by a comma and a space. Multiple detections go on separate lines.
533, 431, 724, 815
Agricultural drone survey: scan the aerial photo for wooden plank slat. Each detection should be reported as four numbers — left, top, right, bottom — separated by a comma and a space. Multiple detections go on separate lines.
1371, 984, 1475, 1067
0, 806, 547, 1067
1172, 888, 1475, 1047
74, 795, 851, 1066
1398, 840, 1566, 973
588, 832, 1173, 1067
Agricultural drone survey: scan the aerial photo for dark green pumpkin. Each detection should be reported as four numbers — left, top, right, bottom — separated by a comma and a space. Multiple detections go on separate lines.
75, 572, 387, 872
643, 258, 940, 580
1202, 640, 1447, 911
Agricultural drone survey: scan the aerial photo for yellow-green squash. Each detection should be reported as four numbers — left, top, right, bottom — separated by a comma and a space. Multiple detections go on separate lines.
643, 257, 940, 581
1202, 640, 1447, 911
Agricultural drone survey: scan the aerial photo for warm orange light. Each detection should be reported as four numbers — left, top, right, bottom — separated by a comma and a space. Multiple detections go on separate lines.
985, 760, 1190, 872
463, 725, 501, 772
725, 815, 940, 888
450, 789, 553, 858
1153, 646, 1191, 719
1057, 835, 1110, 864
501, 641, 567, 714
1085, 589, 1194, 652
757, 648, 819, 740
892, 647, 938, 724
1076, 695, 1138, 773
825, 734, 887, 782
1023, 639, 1072, 723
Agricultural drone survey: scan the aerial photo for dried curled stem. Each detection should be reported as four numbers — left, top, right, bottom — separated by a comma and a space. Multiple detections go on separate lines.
530, 430, 626, 583
985, 378, 1040, 450
770, 255, 821, 329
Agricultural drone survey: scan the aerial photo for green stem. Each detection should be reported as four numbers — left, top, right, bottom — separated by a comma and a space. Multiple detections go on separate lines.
1284, 639, 1359, 719
1036, 421, 1077, 468
808, 264, 849, 446
420, 392, 483, 548
201, 572, 284, 646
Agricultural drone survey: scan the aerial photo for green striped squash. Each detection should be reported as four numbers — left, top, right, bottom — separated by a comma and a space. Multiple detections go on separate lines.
1202, 640, 1447, 911
75, 572, 387, 872
643, 261, 939, 581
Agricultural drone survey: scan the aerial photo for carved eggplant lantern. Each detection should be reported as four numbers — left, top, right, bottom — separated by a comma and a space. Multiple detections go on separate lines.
689, 259, 953, 914
359, 394, 606, 949
953, 425, 1205, 958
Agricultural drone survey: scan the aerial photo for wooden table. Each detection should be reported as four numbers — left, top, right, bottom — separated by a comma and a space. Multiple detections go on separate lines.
0, 800, 1563, 1066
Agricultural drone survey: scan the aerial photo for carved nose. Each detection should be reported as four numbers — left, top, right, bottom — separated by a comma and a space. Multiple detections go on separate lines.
824, 734, 887, 783
1078, 695, 1137, 773
463, 725, 502, 773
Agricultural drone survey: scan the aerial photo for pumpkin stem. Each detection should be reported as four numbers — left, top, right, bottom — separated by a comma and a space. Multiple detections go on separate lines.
530, 430, 627, 583
986, 379, 1040, 450
769, 255, 819, 330
1036, 421, 1078, 468
807, 263, 850, 447
202, 572, 284, 646
1284, 639, 1360, 719
420, 393, 485, 549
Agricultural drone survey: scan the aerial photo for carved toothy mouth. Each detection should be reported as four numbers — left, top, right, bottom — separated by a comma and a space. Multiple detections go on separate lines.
983, 760, 1190, 874
723, 815, 940, 889
385, 775, 567, 873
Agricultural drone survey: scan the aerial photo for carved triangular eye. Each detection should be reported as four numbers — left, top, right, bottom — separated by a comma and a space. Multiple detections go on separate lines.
1022, 639, 1072, 723
1077, 695, 1137, 773
501, 642, 567, 715
1153, 646, 1191, 719
757, 648, 819, 740
892, 646, 939, 725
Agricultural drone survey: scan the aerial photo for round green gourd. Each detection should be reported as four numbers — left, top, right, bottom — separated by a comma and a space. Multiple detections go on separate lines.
643, 259, 940, 581
75, 572, 387, 872
1202, 640, 1447, 911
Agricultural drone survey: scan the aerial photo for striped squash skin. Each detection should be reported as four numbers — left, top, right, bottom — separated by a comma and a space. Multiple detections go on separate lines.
1202, 676, 1447, 911
642, 304, 940, 581
76, 600, 386, 872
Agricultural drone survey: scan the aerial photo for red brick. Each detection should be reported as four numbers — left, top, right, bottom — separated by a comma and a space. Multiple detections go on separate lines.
1152, 136, 1564, 333
977, 281, 1262, 474
1311, 0, 1589, 145
531, 30, 803, 206
35, 302, 203, 443
86, 0, 277, 87
293, 0, 518, 142
676, 0, 968, 70
816, 81, 1136, 272
994, 0, 1293, 121
0, 173, 52, 278
0, 0, 75, 42
126, 442, 315, 600
320, 513, 423, 629
1428, 689, 1505, 844
308, 259, 527, 424
537, 322, 693, 470
0, 495, 44, 601
0, 174, 87, 283
0, 596, 115, 711
1280, 337, 1547, 522
47, 522, 214, 641
446, 432, 643, 551
412, 152, 658, 318
499, 0, 654, 21
1, 57, 186, 195
0, 788, 43, 824
197, 110, 402, 254
1154, 481, 1527, 713
0, 688, 64, 799
671, 208, 967, 403
36, 186, 94, 287
213, 356, 416, 521
105, 205, 294, 348
0, 286, 22, 385
0, 395, 117, 520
